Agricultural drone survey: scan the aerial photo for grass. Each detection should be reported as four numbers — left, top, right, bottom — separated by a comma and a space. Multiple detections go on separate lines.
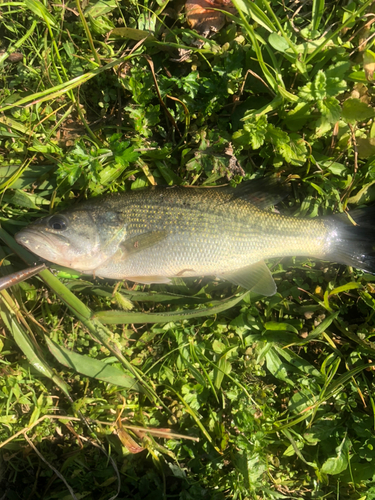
1, 0, 375, 498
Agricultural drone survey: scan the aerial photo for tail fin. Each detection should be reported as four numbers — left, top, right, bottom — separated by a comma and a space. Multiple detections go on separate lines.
327, 206, 375, 273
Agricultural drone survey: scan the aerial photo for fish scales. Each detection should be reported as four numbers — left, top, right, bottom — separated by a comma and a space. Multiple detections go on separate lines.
15, 181, 375, 294
44, 187, 328, 277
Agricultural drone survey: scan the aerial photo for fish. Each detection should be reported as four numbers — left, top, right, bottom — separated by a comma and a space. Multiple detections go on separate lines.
15, 179, 375, 296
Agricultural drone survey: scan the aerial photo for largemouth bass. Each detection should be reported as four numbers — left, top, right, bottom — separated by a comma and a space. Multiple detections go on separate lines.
15, 180, 375, 296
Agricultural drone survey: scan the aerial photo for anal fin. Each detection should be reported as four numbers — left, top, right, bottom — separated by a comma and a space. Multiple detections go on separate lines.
219, 260, 276, 296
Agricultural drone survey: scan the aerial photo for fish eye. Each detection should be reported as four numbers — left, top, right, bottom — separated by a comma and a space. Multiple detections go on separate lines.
48, 215, 68, 231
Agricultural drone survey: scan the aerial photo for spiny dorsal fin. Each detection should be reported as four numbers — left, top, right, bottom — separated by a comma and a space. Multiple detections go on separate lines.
219, 260, 277, 295
226, 178, 289, 209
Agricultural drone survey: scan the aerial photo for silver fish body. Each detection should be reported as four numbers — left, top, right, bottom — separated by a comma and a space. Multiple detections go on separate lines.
15, 181, 375, 295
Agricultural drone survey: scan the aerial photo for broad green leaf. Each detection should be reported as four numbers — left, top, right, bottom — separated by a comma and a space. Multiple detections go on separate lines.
268, 33, 289, 53
85, 0, 117, 18
326, 162, 347, 176
347, 180, 375, 204
156, 162, 183, 185
326, 60, 351, 79
299, 70, 346, 101
94, 292, 249, 324
264, 322, 299, 334
45, 337, 142, 392
347, 70, 368, 82
317, 97, 341, 124
275, 346, 324, 380
304, 421, 337, 445
321, 435, 350, 475
285, 102, 312, 131
323, 74, 347, 97
0, 115, 30, 133
283, 440, 304, 457
342, 98, 375, 123
266, 125, 307, 165
233, 115, 268, 149
2, 189, 49, 209
265, 347, 294, 385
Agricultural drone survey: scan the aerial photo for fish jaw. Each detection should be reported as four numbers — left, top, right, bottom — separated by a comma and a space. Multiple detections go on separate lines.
16, 229, 68, 263
15, 228, 109, 272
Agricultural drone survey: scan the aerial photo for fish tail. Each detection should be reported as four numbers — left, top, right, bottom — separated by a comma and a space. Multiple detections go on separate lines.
326, 206, 375, 273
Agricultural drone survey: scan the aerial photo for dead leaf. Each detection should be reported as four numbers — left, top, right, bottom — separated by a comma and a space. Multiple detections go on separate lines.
116, 419, 145, 454
363, 49, 375, 81
185, 0, 235, 36
357, 136, 375, 158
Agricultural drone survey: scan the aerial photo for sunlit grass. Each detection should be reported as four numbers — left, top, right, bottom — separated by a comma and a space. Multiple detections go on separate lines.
1, 0, 375, 498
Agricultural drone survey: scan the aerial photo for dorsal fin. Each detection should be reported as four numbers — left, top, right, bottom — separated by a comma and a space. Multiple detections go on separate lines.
225, 178, 290, 209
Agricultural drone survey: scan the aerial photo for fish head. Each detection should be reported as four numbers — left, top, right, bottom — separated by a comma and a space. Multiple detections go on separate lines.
15, 208, 124, 272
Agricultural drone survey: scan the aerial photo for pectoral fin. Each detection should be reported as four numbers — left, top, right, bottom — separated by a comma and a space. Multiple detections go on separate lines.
219, 260, 276, 296
121, 230, 168, 258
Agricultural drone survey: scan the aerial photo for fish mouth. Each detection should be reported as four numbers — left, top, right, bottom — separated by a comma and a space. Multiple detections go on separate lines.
15, 228, 68, 264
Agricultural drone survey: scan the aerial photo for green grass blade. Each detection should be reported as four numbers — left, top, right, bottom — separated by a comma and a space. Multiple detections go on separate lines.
93, 292, 250, 324
67, 281, 212, 304
167, 386, 221, 454
311, 0, 325, 31
75, 0, 101, 66
232, 0, 276, 32
0, 19, 37, 66
0, 291, 71, 397
0, 53, 141, 113
325, 363, 375, 399
231, 19, 278, 92
45, 337, 143, 392
306, 0, 374, 63
25, 0, 58, 27
329, 282, 362, 296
